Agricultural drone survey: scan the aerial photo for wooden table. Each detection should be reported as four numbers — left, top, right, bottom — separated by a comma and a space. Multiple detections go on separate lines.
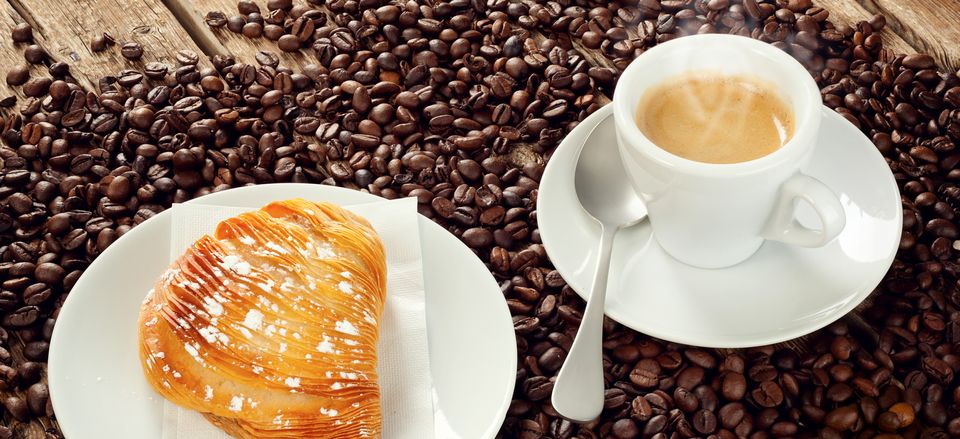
0, 0, 958, 436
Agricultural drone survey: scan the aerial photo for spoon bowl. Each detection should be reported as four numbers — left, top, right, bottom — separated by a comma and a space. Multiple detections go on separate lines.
574, 140, 648, 226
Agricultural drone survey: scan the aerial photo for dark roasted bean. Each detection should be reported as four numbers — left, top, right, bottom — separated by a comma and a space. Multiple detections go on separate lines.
120, 42, 144, 60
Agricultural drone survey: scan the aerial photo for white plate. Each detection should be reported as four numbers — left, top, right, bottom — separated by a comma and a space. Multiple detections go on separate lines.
538, 105, 901, 348
49, 184, 515, 438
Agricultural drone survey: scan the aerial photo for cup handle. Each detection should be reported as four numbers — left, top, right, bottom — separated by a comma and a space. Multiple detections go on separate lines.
762, 174, 846, 247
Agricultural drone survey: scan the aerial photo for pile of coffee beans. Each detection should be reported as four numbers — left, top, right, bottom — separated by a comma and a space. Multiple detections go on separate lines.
206, 0, 326, 53
2, 0, 960, 437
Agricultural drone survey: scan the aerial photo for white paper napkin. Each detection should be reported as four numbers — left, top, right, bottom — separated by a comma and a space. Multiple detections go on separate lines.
161, 197, 435, 438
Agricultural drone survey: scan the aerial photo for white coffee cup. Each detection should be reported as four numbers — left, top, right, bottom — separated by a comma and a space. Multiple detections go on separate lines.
613, 34, 845, 269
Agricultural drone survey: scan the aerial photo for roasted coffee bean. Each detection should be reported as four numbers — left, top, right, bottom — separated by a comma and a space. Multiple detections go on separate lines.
629, 359, 660, 388
90, 34, 109, 52
825, 405, 859, 431
205, 11, 228, 27
278, 34, 301, 52
17, 362, 42, 385
23, 341, 48, 361
643, 414, 667, 436
226, 15, 246, 33
34, 263, 65, 284
605, 388, 627, 409
538, 346, 565, 373
22, 77, 52, 97
693, 409, 717, 434
12, 23, 33, 43
175, 50, 200, 66
3, 306, 39, 327
722, 372, 747, 400
121, 42, 144, 60
0, 365, 16, 390
6, 65, 29, 86
523, 375, 553, 401
23, 282, 51, 305
612, 418, 639, 438
673, 387, 697, 413
3, 396, 29, 422
255, 50, 279, 67
26, 383, 48, 415
242, 22, 263, 38
24, 44, 46, 64
903, 54, 935, 69
267, 23, 292, 42
719, 402, 746, 429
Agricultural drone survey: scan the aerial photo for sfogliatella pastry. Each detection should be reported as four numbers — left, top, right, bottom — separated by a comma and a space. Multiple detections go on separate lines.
139, 199, 387, 438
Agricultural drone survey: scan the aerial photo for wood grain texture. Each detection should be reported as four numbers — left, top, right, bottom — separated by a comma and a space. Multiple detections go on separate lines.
184, 0, 318, 67
857, 0, 960, 70
161, 0, 230, 57
0, 6, 65, 438
6, 0, 210, 89
813, 0, 916, 57
0, 2, 51, 107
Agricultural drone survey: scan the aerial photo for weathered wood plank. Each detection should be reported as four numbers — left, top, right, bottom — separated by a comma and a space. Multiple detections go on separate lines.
0, 6, 67, 437
161, 0, 230, 58
813, 0, 916, 58
183, 0, 316, 67
5, 0, 211, 89
0, 2, 51, 108
0, 10, 59, 439
856, 0, 960, 70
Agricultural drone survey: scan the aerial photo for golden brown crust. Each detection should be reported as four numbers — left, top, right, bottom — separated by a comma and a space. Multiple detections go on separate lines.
139, 199, 386, 438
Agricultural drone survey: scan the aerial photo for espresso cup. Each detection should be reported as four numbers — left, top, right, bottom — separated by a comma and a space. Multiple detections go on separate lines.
613, 34, 845, 269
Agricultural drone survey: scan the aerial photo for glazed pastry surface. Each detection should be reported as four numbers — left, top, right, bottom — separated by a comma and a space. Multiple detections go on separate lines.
139, 199, 386, 438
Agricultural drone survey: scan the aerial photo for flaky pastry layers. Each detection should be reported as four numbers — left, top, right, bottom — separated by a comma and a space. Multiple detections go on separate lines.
139, 199, 387, 438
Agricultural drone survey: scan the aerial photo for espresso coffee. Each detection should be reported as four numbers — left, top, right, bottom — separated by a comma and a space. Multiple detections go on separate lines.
635, 73, 795, 164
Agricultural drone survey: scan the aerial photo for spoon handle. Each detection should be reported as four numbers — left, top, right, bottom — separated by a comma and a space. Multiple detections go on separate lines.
551, 225, 616, 422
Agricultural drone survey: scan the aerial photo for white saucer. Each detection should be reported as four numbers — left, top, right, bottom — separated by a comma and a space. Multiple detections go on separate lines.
49, 184, 515, 438
538, 105, 901, 348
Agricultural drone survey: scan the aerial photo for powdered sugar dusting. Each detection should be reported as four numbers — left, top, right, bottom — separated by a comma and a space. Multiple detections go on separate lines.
335, 320, 359, 336
315, 242, 335, 258
316, 335, 335, 353
221, 255, 241, 270
184, 343, 201, 361
203, 297, 224, 316
229, 395, 243, 412
234, 261, 251, 275
222, 255, 251, 275
243, 309, 264, 330
266, 241, 288, 254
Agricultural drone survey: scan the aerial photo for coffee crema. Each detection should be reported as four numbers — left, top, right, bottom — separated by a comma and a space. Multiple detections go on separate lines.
634, 73, 795, 164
